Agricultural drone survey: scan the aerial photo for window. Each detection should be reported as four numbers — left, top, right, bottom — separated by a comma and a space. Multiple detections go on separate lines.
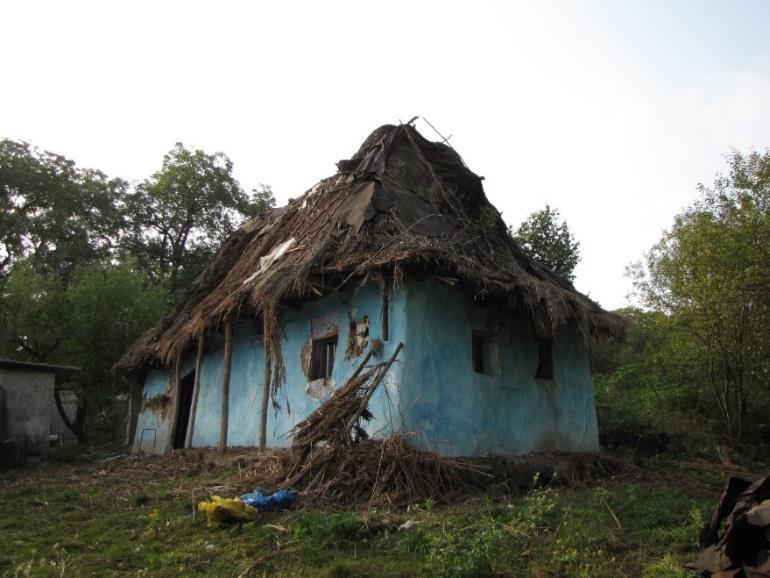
535, 338, 553, 380
472, 331, 486, 374
310, 335, 338, 380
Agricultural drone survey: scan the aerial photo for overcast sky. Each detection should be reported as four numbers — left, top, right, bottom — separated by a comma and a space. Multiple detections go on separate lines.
2, 1, 769, 309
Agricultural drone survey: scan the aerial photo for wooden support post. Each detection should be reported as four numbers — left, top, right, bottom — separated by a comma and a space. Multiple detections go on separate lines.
381, 275, 391, 341
350, 347, 377, 383
218, 319, 233, 454
258, 316, 271, 450
185, 333, 204, 449
168, 350, 182, 453
346, 342, 403, 435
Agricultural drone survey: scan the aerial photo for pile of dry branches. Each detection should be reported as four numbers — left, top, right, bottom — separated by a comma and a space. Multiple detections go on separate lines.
271, 343, 481, 506
275, 434, 476, 507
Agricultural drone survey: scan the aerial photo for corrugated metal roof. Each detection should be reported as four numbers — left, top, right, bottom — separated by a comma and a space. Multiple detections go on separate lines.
0, 359, 80, 373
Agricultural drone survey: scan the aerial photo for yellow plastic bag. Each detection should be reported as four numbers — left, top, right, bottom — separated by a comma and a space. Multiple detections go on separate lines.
197, 496, 258, 526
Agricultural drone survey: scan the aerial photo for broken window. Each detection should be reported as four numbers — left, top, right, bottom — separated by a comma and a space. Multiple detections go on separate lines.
472, 331, 486, 374
310, 335, 338, 380
346, 316, 369, 358
535, 338, 553, 380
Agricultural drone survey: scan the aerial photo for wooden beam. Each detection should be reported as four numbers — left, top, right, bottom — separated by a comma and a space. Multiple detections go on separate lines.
218, 319, 233, 454
168, 350, 182, 453
345, 342, 404, 435
185, 333, 204, 449
381, 276, 391, 341
258, 315, 271, 450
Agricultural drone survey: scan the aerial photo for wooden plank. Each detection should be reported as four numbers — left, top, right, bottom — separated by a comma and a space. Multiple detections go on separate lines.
259, 316, 270, 450
381, 276, 390, 341
345, 342, 403, 434
218, 319, 233, 454
168, 350, 182, 453
185, 333, 204, 449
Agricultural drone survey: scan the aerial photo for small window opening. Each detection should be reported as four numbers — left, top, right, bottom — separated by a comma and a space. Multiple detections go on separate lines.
535, 338, 553, 380
472, 331, 486, 374
311, 335, 338, 380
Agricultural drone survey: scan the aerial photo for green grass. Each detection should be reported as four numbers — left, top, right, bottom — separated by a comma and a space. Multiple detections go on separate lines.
0, 457, 727, 577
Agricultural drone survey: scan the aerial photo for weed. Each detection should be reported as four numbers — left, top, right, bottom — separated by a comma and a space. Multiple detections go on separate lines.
0, 457, 739, 577
132, 493, 151, 507
321, 562, 357, 578
642, 553, 691, 578
292, 511, 372, 545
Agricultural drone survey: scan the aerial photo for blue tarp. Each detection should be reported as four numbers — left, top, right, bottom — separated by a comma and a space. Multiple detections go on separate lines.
239, 487, 298, 511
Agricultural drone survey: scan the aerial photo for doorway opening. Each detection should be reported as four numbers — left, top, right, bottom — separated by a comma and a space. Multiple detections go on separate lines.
173, 371, 195, 449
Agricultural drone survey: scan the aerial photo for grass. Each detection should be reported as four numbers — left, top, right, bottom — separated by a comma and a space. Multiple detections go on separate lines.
0, 451, 744, 577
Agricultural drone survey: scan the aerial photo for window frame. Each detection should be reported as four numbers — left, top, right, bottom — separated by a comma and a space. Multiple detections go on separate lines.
310, 334, 338, 381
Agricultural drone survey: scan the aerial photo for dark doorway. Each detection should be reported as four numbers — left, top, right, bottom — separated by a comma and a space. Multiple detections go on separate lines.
173, 371, 195, 449
472, 331, 486, 374
535, 338, 553, 380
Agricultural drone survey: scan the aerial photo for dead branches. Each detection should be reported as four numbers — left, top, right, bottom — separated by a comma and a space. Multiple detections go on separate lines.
271, 342, 480, 506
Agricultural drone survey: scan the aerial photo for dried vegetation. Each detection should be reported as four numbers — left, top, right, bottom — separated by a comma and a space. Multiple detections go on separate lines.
116, 123, 624, 400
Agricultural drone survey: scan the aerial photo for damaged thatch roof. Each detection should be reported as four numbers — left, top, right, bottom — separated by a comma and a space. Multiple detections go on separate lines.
116, 123, 624, 374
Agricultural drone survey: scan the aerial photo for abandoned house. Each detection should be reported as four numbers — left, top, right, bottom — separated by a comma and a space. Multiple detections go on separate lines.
0, 359, 79, 467
116, 123, 623, 457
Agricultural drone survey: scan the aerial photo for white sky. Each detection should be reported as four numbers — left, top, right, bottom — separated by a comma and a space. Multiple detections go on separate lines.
2, 0, 769, 310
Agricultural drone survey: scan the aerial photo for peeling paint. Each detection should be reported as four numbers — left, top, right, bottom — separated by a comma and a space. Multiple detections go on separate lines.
311, 311, 339, 339
306, 378, 336, 401
300, 336, 312, 378
345, 314, 369, 358
142, 393, 172, 419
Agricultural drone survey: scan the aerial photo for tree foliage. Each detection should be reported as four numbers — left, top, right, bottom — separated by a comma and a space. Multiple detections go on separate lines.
510, 205, 580, 282
0, 139, 127, 280
124, 143, 271, 291
0, 262, 170, 440
0, 138, 274, 441
631, 149, 770, 440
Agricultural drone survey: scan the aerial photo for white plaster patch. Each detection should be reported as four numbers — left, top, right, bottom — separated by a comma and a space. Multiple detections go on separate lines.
306, 378, 336, 401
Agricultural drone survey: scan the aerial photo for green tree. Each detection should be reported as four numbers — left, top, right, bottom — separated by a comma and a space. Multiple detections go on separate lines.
247, 183, 277, 216
510, 205, 580, 282
0, 139, 127, 280
125, 143, 273, 291
592, 307, 715, 453
631, 149, 770, 440
62, 262, 170, 439
0, 261, 170, 441
0, 262, 69, 362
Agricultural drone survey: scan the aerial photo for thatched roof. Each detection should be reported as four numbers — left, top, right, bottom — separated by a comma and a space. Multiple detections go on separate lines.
116, 123, 624, 374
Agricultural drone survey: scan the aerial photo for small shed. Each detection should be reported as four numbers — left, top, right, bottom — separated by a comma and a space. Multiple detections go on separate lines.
0, 359, 79, 467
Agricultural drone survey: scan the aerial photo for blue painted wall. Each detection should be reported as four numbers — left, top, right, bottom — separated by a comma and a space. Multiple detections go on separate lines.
133, 369, 171, 454
398, 276, 599, 456
134, 281, 405, 453
267, 282, 405, 446
132, 275, 599, 456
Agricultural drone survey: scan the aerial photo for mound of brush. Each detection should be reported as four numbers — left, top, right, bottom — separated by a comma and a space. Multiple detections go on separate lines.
272, 342, 482, 506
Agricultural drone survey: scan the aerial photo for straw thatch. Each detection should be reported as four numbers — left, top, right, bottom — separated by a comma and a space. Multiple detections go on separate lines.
115, 123, 624, 384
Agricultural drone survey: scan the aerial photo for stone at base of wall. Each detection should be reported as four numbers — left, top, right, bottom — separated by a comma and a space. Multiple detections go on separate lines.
0, 440, 28, 469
